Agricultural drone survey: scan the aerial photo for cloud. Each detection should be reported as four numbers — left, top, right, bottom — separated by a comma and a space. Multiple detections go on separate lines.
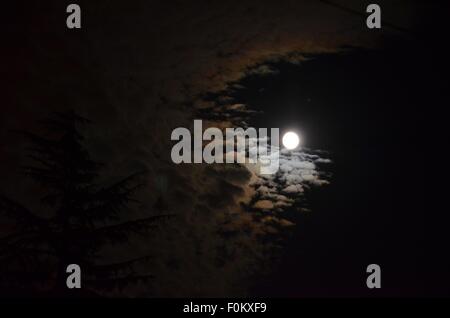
247, 64, 279, 76
253, 200, 274, 210
2, 0, 418, 297
282, 184, 304, 194
249, 143, 332, 210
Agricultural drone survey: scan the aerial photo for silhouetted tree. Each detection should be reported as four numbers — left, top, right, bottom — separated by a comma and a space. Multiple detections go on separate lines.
0, 111, 167, 296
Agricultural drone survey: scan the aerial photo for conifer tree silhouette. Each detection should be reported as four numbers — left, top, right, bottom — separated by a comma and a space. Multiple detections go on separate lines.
0, 111, 168, 296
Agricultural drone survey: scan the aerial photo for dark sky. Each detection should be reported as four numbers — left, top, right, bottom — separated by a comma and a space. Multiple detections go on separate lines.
233, 48, 426, 296
1, 1, 448, 297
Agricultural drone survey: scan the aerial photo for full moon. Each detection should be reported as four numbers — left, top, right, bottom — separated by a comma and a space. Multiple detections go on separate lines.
282, 132, 300, 150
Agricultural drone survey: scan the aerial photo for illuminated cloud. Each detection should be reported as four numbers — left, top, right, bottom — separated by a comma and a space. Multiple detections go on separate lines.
2, 0, 418, 297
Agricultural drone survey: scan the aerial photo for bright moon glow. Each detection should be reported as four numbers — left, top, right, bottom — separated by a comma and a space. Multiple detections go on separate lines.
282, 132, 300, 150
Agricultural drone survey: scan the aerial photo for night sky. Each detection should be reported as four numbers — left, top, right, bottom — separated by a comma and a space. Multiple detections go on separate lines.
1, 1, 448, 298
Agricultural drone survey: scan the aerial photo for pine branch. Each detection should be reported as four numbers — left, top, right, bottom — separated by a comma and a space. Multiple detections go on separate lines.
84, 172, 145, 222
88, 214, 173, 244
85, 254, 154, 278
0, 270, 54, 284
0, 194, 44, 228
0, 231, 35, 246
0, 230, 52, 257
85, 274, 154, 291
42, 111, 91, 135
0, 245, 55, 260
